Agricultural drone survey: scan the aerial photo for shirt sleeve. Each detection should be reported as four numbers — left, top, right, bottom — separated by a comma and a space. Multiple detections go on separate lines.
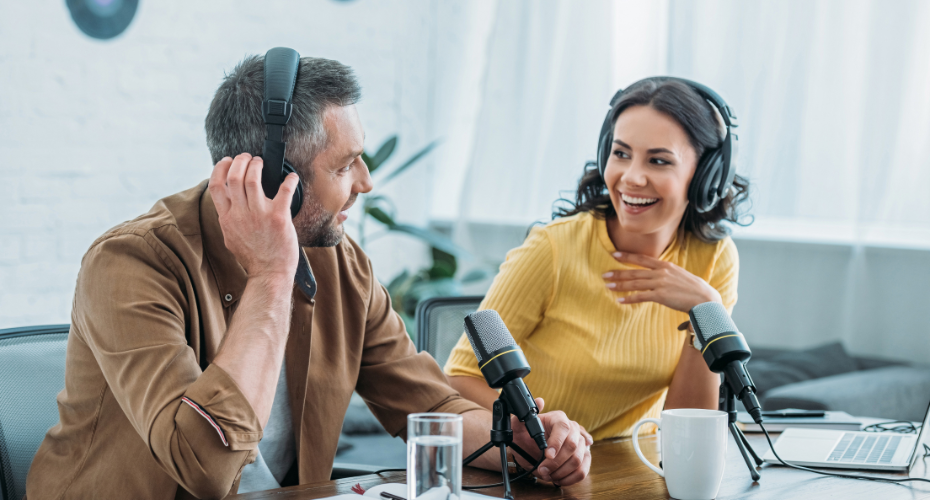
72, 232, 262, 499
354, 259, 484, 439
443, 225, 557, 379
708, 237, 740, 314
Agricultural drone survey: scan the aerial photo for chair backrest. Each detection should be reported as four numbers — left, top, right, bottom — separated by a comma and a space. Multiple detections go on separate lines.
415, 296, 483, 368
0, 324, 69, 500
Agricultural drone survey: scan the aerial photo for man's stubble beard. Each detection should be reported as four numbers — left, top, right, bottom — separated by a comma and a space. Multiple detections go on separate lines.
292, 176, 355, 248
294, 195, 342, 248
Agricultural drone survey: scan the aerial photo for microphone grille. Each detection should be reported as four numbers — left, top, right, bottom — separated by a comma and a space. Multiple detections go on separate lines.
690, 302, 738, 344
464, 310, 517, 364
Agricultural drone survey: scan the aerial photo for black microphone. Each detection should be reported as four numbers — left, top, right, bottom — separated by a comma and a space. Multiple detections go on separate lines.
464, 310, 548, 451
688, 302, 764, 424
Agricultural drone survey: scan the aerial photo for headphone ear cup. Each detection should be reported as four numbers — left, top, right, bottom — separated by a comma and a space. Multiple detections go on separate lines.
282, 161, 303, 219
690, 148, 724, 213
597, 130, 612, 178
719, 130, 737, 200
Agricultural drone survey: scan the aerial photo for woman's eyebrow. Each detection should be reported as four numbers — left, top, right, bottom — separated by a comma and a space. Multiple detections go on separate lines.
614, 138, 674, 156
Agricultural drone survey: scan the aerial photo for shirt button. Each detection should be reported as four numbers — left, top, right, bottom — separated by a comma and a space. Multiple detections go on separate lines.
224, 294, 233, 302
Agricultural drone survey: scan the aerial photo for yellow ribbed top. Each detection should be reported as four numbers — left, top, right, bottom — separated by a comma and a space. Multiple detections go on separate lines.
444, 211, 739, 439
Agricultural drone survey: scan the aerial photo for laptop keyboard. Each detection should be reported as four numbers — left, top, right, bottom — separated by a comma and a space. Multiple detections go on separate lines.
827, 433, 902, 464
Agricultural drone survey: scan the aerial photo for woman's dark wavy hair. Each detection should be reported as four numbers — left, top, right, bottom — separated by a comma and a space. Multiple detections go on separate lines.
553, 79, 752, 242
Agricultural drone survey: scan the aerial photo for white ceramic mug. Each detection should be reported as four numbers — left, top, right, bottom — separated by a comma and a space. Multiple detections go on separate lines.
631, 409, 728, 500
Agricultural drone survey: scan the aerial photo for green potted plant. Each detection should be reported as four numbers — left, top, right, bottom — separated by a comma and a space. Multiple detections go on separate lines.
358, 136, 490, 337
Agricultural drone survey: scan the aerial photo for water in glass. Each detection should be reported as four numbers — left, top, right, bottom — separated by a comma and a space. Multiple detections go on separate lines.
407, 414, 462, 500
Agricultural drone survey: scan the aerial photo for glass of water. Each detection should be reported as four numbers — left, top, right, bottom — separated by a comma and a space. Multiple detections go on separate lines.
407, 413, 462, 500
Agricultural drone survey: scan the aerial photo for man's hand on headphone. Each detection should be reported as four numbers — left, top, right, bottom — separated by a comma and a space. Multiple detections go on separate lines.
208, 153, 300, 280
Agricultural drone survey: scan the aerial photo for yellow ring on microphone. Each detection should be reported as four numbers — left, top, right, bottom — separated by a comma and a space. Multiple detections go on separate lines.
700, 334, 739, 355
479, 349, 519, 371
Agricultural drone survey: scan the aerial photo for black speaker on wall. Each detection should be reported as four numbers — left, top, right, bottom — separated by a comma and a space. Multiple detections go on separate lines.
67, 0, 138, 40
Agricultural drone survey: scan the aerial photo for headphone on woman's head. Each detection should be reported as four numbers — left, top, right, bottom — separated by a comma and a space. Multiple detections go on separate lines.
261, 47, 305, 219
596, 77, 739, 213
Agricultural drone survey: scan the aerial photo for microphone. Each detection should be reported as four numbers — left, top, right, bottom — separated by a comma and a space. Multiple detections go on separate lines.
464, 310, 548, 450
688, 302, 763, 424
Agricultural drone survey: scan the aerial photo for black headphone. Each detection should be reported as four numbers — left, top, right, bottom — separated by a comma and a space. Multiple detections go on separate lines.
261, 47, 304, 218
596, 77, 738, 213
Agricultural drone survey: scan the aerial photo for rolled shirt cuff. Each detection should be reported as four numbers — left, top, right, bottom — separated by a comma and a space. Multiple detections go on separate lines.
179, 363, 263, 451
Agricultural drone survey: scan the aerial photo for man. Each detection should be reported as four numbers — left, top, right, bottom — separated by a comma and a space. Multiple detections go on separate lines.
26, 54, 591, 499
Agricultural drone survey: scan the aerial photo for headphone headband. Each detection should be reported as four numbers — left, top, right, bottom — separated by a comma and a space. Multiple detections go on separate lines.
260, 47, 303, 218
597, 76, 738, 213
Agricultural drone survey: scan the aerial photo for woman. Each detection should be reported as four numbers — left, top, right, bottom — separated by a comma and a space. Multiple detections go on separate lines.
444, 78, 751, 450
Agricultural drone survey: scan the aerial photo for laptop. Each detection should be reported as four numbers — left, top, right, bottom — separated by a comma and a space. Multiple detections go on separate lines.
762, 399, 930, 472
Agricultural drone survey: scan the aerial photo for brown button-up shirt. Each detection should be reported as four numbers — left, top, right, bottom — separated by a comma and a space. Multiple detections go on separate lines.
26, 181, 482, 499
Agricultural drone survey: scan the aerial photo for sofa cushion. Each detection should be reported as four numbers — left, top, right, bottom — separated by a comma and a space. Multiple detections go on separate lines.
748, 342, 858, 395
761, 366, 930, 422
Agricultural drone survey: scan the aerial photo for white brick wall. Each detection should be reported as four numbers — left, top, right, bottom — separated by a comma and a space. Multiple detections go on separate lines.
0, 0, 483, 328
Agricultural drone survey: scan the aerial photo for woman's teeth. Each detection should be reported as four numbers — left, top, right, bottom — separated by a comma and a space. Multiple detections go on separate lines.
621, 194, 659, 206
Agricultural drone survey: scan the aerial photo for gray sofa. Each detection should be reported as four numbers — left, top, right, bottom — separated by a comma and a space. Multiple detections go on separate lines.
749, 343, 930, 422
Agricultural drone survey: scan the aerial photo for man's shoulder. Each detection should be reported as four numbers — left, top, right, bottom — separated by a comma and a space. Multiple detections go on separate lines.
85, 181, 209, 267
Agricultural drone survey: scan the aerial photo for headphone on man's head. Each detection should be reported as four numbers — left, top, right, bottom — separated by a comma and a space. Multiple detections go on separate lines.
261, 47, 304, 219
596, 77, 739, 213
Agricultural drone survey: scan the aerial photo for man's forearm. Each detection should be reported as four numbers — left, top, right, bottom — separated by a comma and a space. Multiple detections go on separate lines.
212, 274, 294, 427
450, 376, 499, 410
462, 409, 507, 470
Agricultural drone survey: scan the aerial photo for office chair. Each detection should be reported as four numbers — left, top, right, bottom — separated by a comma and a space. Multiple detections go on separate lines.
0, 324, 70, 500
0, 323, 382, 498
415, 296, 484, 368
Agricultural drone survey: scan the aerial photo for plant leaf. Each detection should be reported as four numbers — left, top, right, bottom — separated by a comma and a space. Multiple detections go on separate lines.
370, 136, 398, 171
428, 261, 455, 280
406, 278, 462, 316
428, 247, 457, 279
386, 269, 411, 293
362, 194, 392, 206
366, 206, 396, 227
388, 224, 472, 260
376, 140, 441, 186
361, 151, 375, 171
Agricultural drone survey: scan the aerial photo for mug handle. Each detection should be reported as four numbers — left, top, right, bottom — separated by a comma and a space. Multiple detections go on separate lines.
631, 418, 663, 477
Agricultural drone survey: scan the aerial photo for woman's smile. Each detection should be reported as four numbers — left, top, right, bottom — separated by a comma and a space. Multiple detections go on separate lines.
620, 191, 661, 214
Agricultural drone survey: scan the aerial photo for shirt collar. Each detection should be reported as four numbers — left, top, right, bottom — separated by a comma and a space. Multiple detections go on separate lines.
200, 186, 248, 307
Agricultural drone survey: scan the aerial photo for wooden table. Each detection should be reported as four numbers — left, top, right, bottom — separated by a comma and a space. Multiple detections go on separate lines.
231, 432, 930, 499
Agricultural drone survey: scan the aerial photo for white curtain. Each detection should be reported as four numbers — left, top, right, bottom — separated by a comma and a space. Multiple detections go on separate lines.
431, 0, 671, 226
443, 0, 930, 248
668, 0, 930, 247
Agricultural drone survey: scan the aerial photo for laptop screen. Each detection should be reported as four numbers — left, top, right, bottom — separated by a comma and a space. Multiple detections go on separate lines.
908, 398, 930, 467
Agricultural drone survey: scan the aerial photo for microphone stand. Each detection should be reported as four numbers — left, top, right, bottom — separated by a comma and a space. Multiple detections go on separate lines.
462, 398, 539, 500
722, 382, 764, 481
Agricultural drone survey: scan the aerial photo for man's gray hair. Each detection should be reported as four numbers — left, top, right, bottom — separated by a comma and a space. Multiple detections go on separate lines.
205, 54, 361, 172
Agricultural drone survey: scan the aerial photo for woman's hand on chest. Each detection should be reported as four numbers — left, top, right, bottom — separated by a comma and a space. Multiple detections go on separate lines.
602, 251, 721, 313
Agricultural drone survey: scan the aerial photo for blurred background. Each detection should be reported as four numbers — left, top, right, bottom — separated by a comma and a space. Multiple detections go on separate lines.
2, 0, 930, 363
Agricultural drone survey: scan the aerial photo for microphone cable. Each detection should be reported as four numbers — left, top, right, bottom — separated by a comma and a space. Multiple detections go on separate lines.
462, 457, 541, 490
759, 422, 930, 485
